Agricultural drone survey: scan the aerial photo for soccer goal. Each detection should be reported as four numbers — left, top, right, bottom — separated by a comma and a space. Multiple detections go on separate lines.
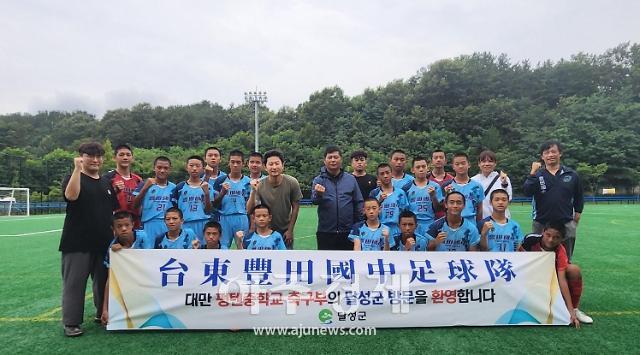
0, 187, 30, 216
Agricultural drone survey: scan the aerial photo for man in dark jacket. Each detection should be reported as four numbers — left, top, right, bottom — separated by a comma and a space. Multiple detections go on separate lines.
312, 146, 364, 250
523, 140, 584, 260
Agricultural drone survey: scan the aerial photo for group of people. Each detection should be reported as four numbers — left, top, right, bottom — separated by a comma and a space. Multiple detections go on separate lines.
58, 139, 591, 337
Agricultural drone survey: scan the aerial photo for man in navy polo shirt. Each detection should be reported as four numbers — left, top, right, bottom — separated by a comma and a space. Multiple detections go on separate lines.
523, 140, 584, 260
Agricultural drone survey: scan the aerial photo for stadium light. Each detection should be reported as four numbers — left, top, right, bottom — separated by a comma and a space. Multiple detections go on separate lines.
244, 90, 268, 152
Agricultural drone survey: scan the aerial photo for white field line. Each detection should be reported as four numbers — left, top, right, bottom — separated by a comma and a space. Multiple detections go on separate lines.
0, 229, 62, 237
0, 215, 64, 222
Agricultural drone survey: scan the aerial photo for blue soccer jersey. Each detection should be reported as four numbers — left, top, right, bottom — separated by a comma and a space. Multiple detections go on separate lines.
207, 170, 227, 184
132, 229, 154, 249
402, 180, 444, 233
171, 182, 213, 222
213, 175, 252, 215
213, 175, 252, 249
395, 233, 431, 251
155, 228, 198, 249
392, 173, 414, 189
427, 217, 480, 251
369, 187, 409, 232
103, 230, 151, 268
245, 231, 287, 250
133, 182, 176, 223
448, 179, 484, 222
348, 221, 390, 251
207, 171, 227, 219
478, 217, 524, 252
133, 181, 174, 244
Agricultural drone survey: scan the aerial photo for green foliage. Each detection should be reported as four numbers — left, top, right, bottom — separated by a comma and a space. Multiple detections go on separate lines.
577, 163, 609, 193
2, 43, 640, 195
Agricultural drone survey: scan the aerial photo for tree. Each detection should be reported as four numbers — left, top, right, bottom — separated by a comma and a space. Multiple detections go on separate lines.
1, 42, 639, 198
297, 86, 351, 146
577, 163, 608, 194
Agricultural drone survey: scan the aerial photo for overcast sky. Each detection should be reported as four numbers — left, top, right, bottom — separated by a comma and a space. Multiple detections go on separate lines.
1, 0, 639, 118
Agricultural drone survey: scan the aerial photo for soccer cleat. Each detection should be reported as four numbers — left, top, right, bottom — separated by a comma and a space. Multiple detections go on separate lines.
64, 325, 84, 337
94, 315, 102, 324
574, 308, 593, 324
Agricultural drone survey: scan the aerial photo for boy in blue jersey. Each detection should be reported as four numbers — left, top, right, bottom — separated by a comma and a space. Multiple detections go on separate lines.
478, 189, 524, 252
369, 163, 409, 238
212, 150, 251, 249
104, 211, 152, 266
100, 211, 151, 325
395, 210, 431, 251
443, 152, 484, 226
390, 149, 414, 188
204, 147, 227, 221
155, 207, 200, 249
171, 156, 213, 245
236, 204, 287, 250
402, 156, 444, 236
349, 198, 390, 251
427, 191, 480, 251
246, 152, 265, 233
202, 221, 222, 249
247, 151, 265, 180
133, 156, 176, 244
204, 146, 227, 181
245, 151, 264, 233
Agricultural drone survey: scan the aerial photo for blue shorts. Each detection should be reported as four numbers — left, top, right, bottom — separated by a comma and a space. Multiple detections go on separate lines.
218, 214, 249, 249
184, 220, 207, 245
143, 219, 168, 246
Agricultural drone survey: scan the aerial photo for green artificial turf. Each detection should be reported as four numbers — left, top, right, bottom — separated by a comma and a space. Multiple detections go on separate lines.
0, 205, 638, 354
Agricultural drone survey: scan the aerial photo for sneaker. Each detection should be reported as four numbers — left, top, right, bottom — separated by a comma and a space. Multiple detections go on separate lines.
574, 309, 593, 324
94, 315, 102, 324
64, 325, 84, 337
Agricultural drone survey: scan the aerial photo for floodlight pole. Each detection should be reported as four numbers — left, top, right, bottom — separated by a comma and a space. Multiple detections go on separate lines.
244, 90, 268, 152
254, 100, 259, 152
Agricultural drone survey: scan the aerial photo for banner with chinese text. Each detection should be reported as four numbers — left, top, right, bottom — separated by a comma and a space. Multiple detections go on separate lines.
107, 250, 569, 329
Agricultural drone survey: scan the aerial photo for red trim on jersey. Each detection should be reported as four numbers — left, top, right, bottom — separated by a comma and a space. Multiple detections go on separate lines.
529, 242, 569, 272
429, 173, 453, 219
107, 171, 143, 228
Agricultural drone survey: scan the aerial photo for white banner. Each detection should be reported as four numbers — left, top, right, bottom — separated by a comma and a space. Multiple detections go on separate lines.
107, 250, 569, 330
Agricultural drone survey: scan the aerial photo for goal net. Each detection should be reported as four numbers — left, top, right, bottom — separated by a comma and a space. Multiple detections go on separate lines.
0, 187, 30, 216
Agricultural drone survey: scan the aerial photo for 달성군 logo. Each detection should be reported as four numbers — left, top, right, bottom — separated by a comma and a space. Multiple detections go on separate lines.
318, 309, 333, 325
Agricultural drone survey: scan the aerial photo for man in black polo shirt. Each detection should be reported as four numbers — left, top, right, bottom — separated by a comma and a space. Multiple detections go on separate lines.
523, 140, 584, 260
350, 150, 377, 199
59, 142, 116, 337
